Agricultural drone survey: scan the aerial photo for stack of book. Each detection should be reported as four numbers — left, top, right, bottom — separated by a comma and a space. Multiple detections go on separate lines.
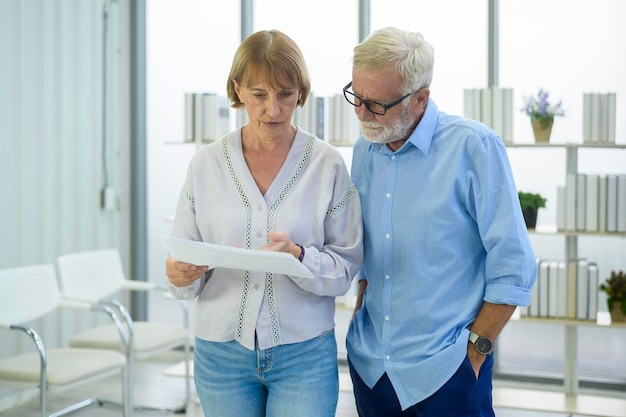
184, 93, 231, 144
326, 94, 360, 146
293, 93, 326, 140
582, 92, 617, 144
521, 257, 599, 321
557, 173, 626, 233
463, 87, 514, 143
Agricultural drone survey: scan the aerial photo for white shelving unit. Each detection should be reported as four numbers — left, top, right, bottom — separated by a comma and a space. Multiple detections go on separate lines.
505, 142, 626, 397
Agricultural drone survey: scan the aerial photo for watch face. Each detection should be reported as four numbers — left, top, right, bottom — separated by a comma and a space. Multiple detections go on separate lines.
476, 337, 493, 354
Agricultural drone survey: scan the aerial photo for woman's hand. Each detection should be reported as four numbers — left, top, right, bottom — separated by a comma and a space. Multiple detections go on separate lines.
264, 231, 302, 260
165, 255, 209, 287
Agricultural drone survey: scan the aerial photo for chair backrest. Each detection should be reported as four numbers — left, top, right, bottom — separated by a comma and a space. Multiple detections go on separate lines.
57, 249, 127, 301
0, 264, 61, 325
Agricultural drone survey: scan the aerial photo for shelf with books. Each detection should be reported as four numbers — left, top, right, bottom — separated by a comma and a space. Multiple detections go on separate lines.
504, 141, 626, 397
505, 143, 626, 246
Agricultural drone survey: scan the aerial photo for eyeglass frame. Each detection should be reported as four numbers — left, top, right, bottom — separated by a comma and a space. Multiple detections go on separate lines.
342, 81, 415, 116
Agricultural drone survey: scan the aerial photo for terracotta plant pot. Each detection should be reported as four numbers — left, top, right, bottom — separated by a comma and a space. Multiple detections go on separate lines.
609, 300, 626, 323
531, 117, 554, 142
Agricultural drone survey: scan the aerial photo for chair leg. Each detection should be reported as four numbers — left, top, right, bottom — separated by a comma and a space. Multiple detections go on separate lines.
48, 397, 101, 417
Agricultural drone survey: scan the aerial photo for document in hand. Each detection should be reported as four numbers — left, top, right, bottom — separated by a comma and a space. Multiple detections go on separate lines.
162, 236, 314, 279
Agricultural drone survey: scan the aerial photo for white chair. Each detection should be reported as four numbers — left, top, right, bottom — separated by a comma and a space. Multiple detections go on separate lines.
56, 248, 191, 413
0, 264, 131, 417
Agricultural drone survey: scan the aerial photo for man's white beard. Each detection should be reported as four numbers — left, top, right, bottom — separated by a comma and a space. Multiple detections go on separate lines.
359, 105, 413, 144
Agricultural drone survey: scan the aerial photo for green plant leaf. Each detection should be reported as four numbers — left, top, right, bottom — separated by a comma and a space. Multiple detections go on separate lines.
518, 191, 547, 210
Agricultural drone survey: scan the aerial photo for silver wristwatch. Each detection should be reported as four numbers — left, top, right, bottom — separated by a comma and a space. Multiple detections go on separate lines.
468, 330, 494, 355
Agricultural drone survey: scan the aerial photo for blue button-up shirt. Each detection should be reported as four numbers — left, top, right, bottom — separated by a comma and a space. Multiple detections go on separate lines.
346, 99, 537, 409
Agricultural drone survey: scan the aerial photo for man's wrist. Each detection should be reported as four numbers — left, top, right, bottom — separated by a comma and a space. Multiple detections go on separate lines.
468, 330, 495, 355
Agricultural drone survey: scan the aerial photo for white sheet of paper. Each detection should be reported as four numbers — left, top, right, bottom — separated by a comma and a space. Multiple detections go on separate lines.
162, 236, 314, 279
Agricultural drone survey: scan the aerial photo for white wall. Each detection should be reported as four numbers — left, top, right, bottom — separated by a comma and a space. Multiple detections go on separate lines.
0, 0, 132, 410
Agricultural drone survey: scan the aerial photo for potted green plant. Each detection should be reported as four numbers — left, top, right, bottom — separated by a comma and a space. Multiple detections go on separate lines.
600, 270, 626, 323
520, 88, 565, 142
518, 191, 546, 229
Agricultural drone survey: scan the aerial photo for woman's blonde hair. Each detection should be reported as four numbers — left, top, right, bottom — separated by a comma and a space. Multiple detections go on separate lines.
227, 29, 311, 109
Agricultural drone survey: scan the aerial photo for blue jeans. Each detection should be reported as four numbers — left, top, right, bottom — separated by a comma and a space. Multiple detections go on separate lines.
194, 330, 339, 417
349, 355, 495, 417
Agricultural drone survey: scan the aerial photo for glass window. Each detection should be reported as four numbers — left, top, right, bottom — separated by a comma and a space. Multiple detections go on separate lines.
254, 0, 358, 96
500, 0, 626, 143
370, 0, 487, 115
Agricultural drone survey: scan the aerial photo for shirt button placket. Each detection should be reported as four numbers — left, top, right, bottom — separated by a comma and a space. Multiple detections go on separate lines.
382, 152, 398, 367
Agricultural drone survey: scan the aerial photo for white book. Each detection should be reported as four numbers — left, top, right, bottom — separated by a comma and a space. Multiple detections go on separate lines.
464, 89, 476, 120
481, 88, 492, 127
527, 257, 541, 318
576, 173, 586, 231
585, 174, 599, 232
184, 93, 194, 142
472, 89, 482, 123
598, 93, 608, 142
598, 175, 608, 232
491, 87, 504, 137
193, 93, 203, 143
204, 95, 231, 143
548, 260, 560, 318
590, 93, 601, 143
576, 259, 589, 321
617, 175, 626, 233
304, 92, 318, 134
315, 96, 325, 140
565, 173, 577, 231
607, 175, 618, 232
328, 95, 343, 144
556, 185, 566, 231
503, 88, 514, 143
566, 259, 578, 320
201, 93, 216, 142
538, 260, 550, 318
607, 92, 617, 144
587, 262, 599, 321
304, 92, 316, 133
556, 260, 568, 319
582, 92, 592, 143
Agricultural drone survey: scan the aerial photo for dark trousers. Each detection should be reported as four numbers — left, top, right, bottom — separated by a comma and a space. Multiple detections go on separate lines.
348, 355, 495, 417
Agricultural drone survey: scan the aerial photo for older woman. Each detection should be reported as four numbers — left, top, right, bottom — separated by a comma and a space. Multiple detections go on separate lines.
165, 29, 363, 417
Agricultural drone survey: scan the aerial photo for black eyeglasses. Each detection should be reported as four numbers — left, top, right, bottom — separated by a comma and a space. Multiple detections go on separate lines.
343, 81, 414, 116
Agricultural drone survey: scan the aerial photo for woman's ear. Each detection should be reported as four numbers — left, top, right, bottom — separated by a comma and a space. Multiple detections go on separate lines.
232, 79, 243, 102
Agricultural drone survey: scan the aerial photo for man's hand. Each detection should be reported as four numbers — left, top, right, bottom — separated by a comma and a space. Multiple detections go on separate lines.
467, 343, 486, 378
